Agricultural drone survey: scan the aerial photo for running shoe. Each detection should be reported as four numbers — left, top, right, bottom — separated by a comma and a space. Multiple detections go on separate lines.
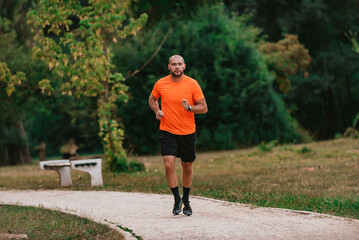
183, 201, 192, 216
173, 199, 182, 215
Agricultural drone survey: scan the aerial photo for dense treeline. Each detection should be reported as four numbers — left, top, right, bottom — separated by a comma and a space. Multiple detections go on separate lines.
1, 0, 358, 165
227, 0, 359, 139
115, 5, 301, 154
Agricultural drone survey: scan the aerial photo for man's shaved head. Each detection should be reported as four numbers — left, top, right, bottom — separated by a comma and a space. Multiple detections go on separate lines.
169, 55, 185, 64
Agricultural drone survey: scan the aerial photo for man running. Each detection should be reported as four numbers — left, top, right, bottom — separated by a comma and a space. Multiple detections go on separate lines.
148, 55, 208, 216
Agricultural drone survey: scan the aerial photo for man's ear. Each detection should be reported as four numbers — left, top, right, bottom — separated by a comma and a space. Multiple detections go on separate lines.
184, 64, 186, 70
168, 64, 170, 70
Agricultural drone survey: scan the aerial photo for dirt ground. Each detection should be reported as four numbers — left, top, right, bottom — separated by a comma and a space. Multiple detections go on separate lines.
1, 190, 358, 240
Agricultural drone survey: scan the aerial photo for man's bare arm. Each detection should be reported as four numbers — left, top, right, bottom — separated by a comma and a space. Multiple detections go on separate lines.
182, 98, 208, 114
149, 94, 164, 120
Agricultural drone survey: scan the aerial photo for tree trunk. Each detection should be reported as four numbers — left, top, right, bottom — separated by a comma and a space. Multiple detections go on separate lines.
0, 119, 32, 166
18, 119, 32, 164
17, 119, 32, 164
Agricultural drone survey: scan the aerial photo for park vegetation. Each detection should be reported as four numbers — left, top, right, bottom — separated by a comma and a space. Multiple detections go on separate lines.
1, 2, 358, 235
0, 0, 359, 171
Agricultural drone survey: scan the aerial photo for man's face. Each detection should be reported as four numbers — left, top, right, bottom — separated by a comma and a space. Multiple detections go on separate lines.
168, 57, 186, 77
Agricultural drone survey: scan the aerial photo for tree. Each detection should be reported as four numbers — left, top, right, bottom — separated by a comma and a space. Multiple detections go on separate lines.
0, 61, 30, 165
1, 0, 101, 166
259, 34, 311, 93
0, 8, 32, 165
27, 0, 147, 171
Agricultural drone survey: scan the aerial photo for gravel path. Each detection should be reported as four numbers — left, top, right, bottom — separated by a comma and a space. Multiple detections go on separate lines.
1, 190, 358, 240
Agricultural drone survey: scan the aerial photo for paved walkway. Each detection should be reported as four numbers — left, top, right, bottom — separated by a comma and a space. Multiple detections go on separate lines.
1, 190, 359, 240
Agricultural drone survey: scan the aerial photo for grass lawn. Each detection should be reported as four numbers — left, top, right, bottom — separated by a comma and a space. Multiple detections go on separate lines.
0, 204, 124, 239
0, 138, 358, 237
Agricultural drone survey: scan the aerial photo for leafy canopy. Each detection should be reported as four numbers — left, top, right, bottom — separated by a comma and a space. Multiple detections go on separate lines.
27, 0, 147, 171
0, 16, 27, 96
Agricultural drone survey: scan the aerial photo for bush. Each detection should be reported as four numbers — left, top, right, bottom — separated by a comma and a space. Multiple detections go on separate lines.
105, 154, 145, 173
344, 112, 359, 139
297, 146, 314, 154
257, 140, 278, 152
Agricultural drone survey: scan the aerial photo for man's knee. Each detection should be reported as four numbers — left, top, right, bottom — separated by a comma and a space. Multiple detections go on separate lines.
164, 162, 174, 171
181, 161, 193, 172
163, 156, 175, 171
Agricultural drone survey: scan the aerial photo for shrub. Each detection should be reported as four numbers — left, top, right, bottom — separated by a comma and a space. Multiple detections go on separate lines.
105, 154, 144, 173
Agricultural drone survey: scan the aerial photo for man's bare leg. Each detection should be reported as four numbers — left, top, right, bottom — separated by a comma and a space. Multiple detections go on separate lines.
181, 161, 193, 188
163, 155, 178, 187
163, 155, 182, 214
181, 161, 193, 216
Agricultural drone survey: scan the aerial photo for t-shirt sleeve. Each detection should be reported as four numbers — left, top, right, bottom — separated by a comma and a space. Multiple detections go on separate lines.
151, 81, 160, 99
193, 81, 205, 101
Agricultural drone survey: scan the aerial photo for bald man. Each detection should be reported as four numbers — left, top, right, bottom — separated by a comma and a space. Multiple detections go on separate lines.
149, 55, 208, 216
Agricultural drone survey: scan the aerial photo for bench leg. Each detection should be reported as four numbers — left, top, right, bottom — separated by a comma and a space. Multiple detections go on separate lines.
89, 168, 103, 186
55, 167, 72, 187
71, 159, 104, 187
77, 168, 103, 186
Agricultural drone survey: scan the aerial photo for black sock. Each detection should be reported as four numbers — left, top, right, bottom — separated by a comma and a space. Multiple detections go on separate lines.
182, 186, 191, 203
170, 186, 181, 203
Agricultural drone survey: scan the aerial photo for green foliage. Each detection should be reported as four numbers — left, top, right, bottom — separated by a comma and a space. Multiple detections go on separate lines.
257, 140, 278, 153
114, 4, 299, 154
285, 43, 359, 139
344, 112, 359, 139
1, 1, 93, 164
345, 30, 359, 54
24, 93, 103, 157
0, 9, 35, 165
227, 0, 359, 140
27, 0, 147, 171
2, 0, 358, 163
260, 34, 311, 93
0, 61, 26, 96
344, 128, 359, 139
131, 0, 211, 26
106, 153, 145, 173
297, 146, 314, 154
0, 15, 27, 93
1, 2, 71, 160
353, 112, 359, 129
343, 32, 359, 139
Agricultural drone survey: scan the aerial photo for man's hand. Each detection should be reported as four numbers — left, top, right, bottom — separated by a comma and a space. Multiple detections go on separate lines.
156, 110, 164, 120
182, 99, 190, 111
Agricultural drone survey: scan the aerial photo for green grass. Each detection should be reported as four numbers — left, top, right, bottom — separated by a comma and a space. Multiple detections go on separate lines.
1, 138, 358, 221
0, 204, 124, 239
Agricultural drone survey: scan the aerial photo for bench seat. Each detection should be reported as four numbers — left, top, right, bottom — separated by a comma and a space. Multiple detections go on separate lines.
39, 160, 72, 187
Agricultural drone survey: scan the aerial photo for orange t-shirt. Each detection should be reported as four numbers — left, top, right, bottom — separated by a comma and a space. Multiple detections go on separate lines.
151, 75, 205, 135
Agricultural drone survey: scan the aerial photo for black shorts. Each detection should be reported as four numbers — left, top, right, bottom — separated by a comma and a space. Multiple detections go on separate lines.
159, 130, 196, 162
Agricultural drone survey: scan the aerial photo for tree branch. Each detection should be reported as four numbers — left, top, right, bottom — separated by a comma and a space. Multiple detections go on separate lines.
125, 29, 172, 80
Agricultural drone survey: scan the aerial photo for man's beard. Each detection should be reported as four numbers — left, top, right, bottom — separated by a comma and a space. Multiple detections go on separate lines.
171, 70, 183, 77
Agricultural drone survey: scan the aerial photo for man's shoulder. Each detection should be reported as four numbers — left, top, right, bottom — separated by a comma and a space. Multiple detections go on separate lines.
157, 75, 171, 82
184, 75, 199, 84
184, 75, 201, 87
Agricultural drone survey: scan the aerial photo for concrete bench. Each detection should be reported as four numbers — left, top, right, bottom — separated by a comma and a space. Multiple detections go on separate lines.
39, 160, 73, 187
39, 158, 104, 187
70, 158, 103, 186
